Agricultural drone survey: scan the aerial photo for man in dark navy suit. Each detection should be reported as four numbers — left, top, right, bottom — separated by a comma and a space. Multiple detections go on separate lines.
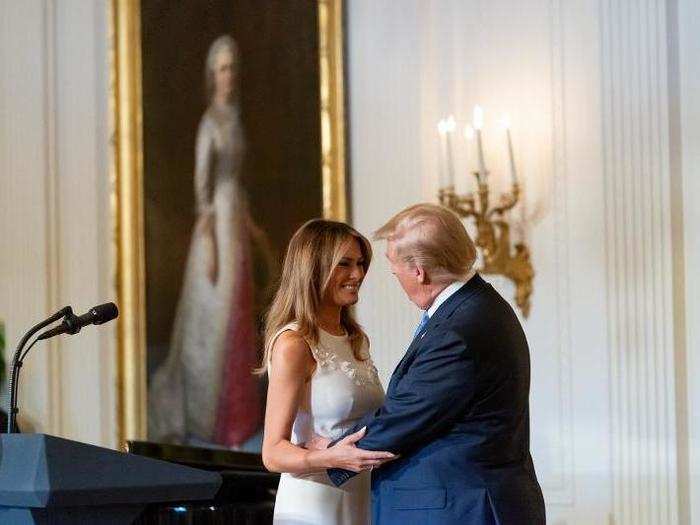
325, 203, 545, 524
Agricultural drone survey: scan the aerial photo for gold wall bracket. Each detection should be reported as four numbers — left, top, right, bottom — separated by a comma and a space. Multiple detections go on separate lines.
439, 172, 534, 317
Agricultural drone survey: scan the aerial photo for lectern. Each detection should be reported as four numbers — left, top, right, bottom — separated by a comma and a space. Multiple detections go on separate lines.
0, 433, 222, 524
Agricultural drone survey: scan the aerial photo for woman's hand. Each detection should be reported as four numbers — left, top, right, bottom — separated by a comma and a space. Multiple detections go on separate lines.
197, 212, 218, 284
262, 333, 397, 475
305, 433, 331, 451
309, 427, 397, 473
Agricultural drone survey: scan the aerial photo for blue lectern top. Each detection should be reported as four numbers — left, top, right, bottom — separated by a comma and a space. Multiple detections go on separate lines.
0, 433, 222, 508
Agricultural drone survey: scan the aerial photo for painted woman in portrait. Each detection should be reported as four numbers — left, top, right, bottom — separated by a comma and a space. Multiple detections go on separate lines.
149, 35, 272, 450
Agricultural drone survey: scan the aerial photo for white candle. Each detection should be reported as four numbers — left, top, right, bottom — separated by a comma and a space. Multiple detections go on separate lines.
503, 114, 517, 185
463, 124, 475, 141
437, 119, 448, 188
463, 124, 474, 175
444, 115, 456, 187
473, 105, 487, 175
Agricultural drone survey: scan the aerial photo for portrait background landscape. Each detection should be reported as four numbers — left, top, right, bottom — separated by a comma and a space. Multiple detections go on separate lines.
112, 0, 347, 446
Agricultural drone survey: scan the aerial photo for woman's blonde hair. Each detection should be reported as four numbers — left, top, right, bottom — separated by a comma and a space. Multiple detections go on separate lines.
374, 203, 476, 284
257, 219, 372, 374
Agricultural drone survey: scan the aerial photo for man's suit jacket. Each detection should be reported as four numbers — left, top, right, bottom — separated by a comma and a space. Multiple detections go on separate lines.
328, 274, 546, 525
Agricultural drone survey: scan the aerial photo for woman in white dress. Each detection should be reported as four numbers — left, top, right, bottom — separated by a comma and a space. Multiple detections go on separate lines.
260, 219, 395, 525
149, 35, 271, 448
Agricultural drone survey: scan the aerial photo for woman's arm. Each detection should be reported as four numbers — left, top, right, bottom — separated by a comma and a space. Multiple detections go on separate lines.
194, 118, 214, 215
261, 331, 395, 474
193, 118, 218, 282
327, 329, 475, 486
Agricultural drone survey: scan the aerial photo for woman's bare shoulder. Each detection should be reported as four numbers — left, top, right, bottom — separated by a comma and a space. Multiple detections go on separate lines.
270, 329, 314, 374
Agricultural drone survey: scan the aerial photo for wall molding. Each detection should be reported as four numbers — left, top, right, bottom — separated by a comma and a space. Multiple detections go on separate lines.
546, 0, 575, 506
600, 0, 678, 522
42, 0, 63, 438
1, 0, 113, 446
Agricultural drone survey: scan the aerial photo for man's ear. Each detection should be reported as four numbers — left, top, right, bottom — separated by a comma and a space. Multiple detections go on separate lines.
416, 264, 428, 284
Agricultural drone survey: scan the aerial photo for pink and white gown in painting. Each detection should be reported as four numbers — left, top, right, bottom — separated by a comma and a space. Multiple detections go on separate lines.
269, 323, 385, 525
148, 102, 262, 448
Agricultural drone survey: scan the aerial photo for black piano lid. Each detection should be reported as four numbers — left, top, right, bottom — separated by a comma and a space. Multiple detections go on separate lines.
127, 441, 278, 523
126, 440, 269, 473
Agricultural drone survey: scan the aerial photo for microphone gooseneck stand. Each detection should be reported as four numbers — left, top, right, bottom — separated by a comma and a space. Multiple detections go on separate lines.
7, 306, 73, 434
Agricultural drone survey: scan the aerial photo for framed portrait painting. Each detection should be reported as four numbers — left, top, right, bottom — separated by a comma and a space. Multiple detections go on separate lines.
111, 0, 347, 448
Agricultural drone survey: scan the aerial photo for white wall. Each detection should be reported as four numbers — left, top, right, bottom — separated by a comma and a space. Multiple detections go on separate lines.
676, 0, 700, 521
347, 1, 688, 523
0, 0, 115, 448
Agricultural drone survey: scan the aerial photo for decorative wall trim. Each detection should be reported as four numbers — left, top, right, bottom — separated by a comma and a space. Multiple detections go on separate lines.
318, 0, 348, 221
42, 0, 63, 437
600, 0, 678, 522
546, 0, 575, 506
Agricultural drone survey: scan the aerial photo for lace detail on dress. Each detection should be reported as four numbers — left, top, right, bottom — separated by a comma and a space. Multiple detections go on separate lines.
268, 322, 382, 388
311, 342, 382, 388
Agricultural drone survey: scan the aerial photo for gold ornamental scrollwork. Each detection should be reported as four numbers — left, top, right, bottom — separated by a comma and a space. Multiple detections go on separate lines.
110, 0, 148, 448
440, 175, 534, 318
318, 0, 347, 221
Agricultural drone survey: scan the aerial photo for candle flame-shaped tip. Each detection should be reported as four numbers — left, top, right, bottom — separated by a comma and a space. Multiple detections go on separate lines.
473, 105, 484, 130
464, 125, 475, 140
445, 115, 457, 132
501, 113, 511, 129
437, 119, 447, 135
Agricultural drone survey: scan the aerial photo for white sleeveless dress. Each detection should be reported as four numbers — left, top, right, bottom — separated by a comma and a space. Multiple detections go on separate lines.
269, 323, 385, 525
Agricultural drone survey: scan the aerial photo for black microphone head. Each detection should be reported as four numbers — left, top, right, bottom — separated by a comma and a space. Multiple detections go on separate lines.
90, 302, 119, 325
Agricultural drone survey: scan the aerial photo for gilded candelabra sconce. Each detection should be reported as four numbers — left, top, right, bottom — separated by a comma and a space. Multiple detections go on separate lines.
437, 107, 534, 317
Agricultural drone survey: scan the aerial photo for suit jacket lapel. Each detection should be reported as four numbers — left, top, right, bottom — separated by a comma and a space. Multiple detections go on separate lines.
387, 330, 426, 390
387, 274, 486, 391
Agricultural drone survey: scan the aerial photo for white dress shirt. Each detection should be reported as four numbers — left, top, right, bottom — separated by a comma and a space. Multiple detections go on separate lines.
426, 269, 477, 318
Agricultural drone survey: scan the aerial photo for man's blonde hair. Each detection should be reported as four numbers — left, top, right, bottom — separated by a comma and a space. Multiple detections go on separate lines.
374, 203, 476, 284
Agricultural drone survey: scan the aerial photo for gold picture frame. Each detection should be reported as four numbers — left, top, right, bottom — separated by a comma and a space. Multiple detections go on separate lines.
110, 0, 347, 447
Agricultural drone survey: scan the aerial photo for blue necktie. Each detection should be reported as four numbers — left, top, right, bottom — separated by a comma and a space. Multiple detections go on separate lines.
412, 311, 430, 339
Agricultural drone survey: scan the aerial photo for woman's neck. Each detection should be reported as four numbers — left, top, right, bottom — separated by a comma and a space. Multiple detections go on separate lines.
213, 94, 233, 109
317, 304, 344, 335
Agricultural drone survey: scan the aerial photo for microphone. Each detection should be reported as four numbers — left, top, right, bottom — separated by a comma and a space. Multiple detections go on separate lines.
36, 302, 119, 341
